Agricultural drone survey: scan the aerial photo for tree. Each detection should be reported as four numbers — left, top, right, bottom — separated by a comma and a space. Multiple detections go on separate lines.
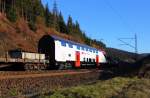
33, 0, 44, 17
6, 7, 17, 22
28, 20, 37, 31
0, 0, 6, 14
58, 12, 68, 34
74, 21, 82, 34
45, 3, 52, 27
67, 15, 73, 34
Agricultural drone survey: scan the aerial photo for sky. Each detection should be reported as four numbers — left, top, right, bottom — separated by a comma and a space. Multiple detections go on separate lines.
42, 0, 150, 53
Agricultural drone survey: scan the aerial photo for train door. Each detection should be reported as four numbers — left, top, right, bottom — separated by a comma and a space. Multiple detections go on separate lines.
96, 55, 99, 67
75, 51, 80, 68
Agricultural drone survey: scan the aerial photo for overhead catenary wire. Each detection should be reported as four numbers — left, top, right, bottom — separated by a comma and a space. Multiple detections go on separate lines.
103, 0, 134, 33
103, 0, 138, 54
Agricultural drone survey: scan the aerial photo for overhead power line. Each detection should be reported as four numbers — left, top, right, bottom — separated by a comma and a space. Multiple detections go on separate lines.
103, 0, 134, 32
118, 33, 138, 54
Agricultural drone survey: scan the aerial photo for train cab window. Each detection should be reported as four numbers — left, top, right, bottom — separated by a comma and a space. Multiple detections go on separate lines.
77, 46, 80, 50
61, 41, 66, 47
68, 44, 73, 48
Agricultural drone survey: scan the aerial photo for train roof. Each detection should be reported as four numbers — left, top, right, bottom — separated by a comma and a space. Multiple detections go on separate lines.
51, 35, 100, 51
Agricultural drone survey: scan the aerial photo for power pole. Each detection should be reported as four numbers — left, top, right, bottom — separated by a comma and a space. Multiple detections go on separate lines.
53, 0, 58, 15
52, 0, 59, 31
135, 34, 138, 54
118, 33, 138, 60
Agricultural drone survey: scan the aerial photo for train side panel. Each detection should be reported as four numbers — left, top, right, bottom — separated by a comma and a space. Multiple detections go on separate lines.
54, 38, 107, 68
55, 40, 76, 62
38, 35, 107, 69
98, 51, 107, 63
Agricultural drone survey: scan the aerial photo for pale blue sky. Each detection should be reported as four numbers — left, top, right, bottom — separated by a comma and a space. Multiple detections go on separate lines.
42, 0, 150, 53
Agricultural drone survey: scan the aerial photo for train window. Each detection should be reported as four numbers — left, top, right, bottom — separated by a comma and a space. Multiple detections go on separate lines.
83, 58, 86, 62
92, 49, 94, 52
90, 49, 92, 52
68, 44, 73, 48
89, 58, 92, 62
96, 51, 98, 53
93, 59, 95, 62
82, 47, 84, 50
61, 41, 66, 47
93, 50, 95, 53
77, 46, 80, 50
86, 48, 88, 51
86, 58, 88, 62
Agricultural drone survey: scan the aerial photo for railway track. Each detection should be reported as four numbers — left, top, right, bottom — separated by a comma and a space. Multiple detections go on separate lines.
0, 69, 99, 79
0, 69, 100, 97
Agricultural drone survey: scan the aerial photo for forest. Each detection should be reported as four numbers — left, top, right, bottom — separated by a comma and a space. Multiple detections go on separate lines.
0, 0, 106, 49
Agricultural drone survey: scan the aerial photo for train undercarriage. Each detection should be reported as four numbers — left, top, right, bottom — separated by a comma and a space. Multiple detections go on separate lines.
0, 59, 100, 71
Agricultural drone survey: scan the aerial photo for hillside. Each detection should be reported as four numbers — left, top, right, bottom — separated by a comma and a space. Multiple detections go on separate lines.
0, 0, 106, 57
0, 14, 73, 52
1, 0, 144, 60
106, 48, 137, 63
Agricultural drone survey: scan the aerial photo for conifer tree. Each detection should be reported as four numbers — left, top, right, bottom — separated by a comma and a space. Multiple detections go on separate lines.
0, 0, 6, 14
74, 21, 82, 34
67, 15, 73, 34
58, 12, 68, 34
6, 6, 17, 22
33, 0, 44, 17
45, 3, 51, 27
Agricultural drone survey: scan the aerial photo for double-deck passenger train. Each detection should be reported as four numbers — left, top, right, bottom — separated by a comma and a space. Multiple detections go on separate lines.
38, 35, 106, 69
0, 35, 107, 70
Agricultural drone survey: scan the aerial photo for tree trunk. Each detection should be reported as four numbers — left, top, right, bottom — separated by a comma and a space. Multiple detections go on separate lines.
0, 0, 1, 12
3, 0, 5, 14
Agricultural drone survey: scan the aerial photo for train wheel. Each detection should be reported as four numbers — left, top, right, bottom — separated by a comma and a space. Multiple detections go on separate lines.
59, 63, 65, 70
66, 62, 73, 69
29, 64, 34, 70
24, 64, 30, 71
38, 64, 46, 70
39, 64, 44, 70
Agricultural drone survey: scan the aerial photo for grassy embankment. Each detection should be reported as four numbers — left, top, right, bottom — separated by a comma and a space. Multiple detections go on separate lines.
38, 77, 150, 98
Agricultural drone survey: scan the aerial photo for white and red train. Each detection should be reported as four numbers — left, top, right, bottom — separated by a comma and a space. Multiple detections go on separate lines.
38, 35, 107, 69
0, 35, 107, 70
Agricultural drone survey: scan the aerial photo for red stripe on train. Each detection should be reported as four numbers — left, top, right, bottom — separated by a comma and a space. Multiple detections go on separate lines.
96, 55, 99, 66
75, 51, 80, 68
